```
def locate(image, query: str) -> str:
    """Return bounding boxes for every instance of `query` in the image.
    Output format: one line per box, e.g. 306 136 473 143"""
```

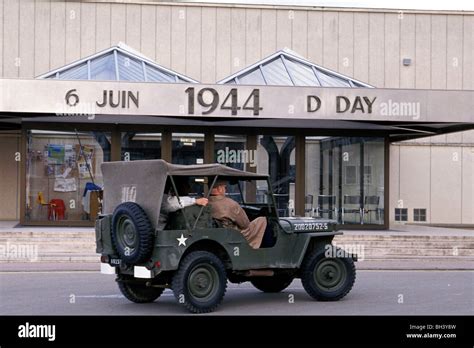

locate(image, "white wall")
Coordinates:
391 131 474 224
1 1 473 87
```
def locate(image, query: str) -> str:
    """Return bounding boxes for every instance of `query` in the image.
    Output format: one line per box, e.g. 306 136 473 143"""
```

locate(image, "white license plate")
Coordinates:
110 258 122 266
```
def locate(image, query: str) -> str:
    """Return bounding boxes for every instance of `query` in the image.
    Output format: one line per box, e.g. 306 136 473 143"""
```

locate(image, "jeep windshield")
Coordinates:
206 178 279 220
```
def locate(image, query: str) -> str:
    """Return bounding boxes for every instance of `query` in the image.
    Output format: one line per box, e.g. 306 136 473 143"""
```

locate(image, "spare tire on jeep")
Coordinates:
111 202 154 264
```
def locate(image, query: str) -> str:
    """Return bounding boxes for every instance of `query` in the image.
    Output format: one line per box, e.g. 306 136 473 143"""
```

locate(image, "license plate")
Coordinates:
110 258 122 266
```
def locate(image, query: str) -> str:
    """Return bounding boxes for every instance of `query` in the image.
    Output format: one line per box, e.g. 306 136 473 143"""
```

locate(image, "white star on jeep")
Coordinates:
177 234 188 247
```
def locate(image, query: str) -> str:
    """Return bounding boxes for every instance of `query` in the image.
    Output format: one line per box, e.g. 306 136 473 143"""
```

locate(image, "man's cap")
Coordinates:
213 178 228 187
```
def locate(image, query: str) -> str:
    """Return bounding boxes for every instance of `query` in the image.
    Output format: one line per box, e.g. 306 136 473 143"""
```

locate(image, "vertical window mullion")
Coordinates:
114 50 120 81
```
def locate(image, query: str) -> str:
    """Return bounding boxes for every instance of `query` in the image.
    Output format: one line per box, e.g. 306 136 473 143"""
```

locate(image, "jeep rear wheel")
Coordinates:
112 202 154 264
172 251 227 314
117 276 164 303
301 247 356 301
251 275 294 293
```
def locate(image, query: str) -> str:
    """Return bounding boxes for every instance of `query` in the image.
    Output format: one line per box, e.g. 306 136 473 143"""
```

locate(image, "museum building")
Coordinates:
0 1 473 229
1 41 472 229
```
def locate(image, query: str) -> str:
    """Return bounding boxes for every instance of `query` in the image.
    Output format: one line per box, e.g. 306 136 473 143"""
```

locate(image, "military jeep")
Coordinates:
96 160 356 313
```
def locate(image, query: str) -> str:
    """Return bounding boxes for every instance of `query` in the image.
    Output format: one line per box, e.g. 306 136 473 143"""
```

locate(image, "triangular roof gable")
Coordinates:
37 42 198 83
217 48 373 88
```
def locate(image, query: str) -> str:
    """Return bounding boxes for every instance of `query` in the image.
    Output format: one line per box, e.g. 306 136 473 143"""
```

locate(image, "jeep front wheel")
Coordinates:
301 247 356 301
172 251 227 313
117 276 164 303
251 275 294 293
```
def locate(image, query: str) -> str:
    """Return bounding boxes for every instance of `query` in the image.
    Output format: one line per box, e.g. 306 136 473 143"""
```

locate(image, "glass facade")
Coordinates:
306 137 385 225
23 131 387 226
25 130 110 223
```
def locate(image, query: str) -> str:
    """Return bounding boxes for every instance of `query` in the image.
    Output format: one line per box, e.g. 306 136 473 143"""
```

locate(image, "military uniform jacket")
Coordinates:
209 195 266 248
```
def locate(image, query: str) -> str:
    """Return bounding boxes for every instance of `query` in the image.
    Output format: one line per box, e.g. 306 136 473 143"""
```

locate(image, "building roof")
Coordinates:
37 42 198 83
217 48 373 87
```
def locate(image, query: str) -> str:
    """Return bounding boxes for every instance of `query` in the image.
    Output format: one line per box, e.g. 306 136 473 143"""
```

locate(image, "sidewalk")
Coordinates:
343 223 474 236
0 221 472 272
335 223 474 270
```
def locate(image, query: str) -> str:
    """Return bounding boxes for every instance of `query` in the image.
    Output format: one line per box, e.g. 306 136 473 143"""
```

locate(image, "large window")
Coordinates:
363 138 385 224
256 135 295 216
306 137 385 225
214 135 247 200
121 132 161 161
214 135 247 170
172 133 204 165
25 130 110 223
212 134 295 214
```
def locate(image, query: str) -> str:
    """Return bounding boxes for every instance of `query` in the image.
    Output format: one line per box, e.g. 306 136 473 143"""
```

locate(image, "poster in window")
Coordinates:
54 177 77 192
64 144 75 165
77 145 94 178
47 144 65 165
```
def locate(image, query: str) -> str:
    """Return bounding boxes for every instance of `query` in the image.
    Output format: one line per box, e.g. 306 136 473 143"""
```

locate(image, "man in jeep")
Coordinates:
158 178 208 230
208 180 267 248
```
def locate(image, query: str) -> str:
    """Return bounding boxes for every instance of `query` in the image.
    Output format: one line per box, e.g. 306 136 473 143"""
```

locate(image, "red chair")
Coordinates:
48 199 66 221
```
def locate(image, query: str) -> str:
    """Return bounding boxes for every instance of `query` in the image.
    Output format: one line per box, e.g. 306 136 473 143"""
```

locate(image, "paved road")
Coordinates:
0 270 472 315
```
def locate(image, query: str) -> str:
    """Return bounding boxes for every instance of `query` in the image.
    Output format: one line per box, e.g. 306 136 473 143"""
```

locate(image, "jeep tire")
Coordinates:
301 247 356 301
172 251 227 314
117 276 164 303
250 275 294 293
111 202 154 264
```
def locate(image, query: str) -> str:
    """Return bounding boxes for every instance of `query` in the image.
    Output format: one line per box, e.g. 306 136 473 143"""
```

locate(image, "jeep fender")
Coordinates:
295 231 343 268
